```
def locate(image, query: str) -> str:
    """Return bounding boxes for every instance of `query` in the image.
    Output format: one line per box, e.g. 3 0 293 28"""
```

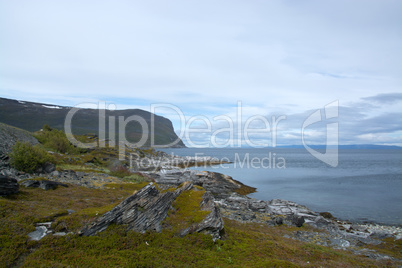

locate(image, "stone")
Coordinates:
151 169 254 198
80 182 225 241
20 179 68 190
286 214 305 227
80 182 194 236
43 162 56 173
28 226 48 241
0 175 19 196
180 191 224 241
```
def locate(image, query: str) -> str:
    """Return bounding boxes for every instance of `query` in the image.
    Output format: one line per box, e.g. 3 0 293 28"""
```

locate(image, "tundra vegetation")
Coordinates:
1 126 401 267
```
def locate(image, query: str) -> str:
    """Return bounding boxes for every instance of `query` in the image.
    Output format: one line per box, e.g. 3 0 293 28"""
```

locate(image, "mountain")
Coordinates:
276 144 402 149
0 97 185 148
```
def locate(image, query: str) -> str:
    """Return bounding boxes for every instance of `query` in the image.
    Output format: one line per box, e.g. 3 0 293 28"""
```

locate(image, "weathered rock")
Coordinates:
80 182 225 240
28 226 48 241
0 123 40 175
80 182 194 236
150 169 255 198
0 175 19 196
43 162 56 174
0 122 39 153
285 214 305 227
180 191 224 241
20 179 68 190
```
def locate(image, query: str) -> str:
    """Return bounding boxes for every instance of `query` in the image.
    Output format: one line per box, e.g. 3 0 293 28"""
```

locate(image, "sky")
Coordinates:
0 0 401 147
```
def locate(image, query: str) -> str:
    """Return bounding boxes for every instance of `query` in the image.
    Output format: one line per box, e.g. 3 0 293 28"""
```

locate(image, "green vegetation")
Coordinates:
2 124 401 267
1 184 400 267
108 164 131 178
0 97 186 147
9 142 55 173
165 185 210 232
33 125 82 154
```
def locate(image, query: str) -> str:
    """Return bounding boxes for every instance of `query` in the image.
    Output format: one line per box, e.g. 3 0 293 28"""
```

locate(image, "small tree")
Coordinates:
9 141 54 173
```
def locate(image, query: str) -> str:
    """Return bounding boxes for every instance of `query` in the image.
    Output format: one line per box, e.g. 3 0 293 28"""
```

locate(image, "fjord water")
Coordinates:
161 148 402 225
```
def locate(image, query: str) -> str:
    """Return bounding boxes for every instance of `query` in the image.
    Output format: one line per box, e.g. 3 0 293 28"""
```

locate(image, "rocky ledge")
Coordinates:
80 182 224 241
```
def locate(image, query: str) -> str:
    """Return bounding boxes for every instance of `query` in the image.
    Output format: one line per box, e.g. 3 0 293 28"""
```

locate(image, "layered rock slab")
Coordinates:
80 182 224 240
0 175 19 196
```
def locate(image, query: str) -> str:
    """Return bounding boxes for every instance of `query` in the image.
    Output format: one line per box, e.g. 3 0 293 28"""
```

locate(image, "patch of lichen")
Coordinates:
164 188 212 232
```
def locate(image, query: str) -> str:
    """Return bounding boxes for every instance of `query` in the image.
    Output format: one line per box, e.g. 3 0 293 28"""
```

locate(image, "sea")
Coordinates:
160 148 402 226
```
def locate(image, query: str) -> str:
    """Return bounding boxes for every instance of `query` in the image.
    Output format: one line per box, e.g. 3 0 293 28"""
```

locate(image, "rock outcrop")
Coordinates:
180 191 224 241
20 179 68 190
0 122 39 170
148 169 256 198
80 182 224 240
0 175 19 196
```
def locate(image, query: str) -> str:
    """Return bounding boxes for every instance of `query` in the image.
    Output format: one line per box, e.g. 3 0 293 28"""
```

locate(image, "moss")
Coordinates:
1 183 401 267
366 237 402 259
33 126 82 154
234 184 257 195
164 188 214 232
103 182 150 194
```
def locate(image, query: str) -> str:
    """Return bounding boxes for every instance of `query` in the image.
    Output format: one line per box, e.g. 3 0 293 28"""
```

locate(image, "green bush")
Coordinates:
9 142 54 173
34 125 80 154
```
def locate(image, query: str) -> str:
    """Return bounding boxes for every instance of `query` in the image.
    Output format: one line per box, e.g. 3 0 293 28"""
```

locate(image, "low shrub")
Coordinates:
34 125 81 154
9 141 54 173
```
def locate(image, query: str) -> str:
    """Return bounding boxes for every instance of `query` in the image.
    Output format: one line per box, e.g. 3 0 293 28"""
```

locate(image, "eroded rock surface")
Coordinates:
148 169 255 198
80 182 225 240
0 175 19 196
20 179 68 190
180 191 224 241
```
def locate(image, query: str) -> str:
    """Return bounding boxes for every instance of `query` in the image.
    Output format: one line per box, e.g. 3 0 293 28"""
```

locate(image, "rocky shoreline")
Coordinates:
1 132 400 261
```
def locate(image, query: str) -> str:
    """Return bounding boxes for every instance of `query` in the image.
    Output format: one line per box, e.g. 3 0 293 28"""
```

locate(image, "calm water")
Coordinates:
160 148 402 225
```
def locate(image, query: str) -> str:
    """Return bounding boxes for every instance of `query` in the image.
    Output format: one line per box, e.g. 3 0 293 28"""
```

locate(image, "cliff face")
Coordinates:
0 97 186 148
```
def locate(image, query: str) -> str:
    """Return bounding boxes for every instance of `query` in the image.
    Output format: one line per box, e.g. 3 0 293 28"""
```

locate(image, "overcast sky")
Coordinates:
1 0 401 146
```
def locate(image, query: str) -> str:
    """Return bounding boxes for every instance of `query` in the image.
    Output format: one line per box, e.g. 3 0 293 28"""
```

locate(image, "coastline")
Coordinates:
2 146 401 263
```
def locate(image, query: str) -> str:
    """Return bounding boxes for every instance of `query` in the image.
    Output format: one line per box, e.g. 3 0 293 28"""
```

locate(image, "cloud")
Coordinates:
0 0 401 146
362 93 402 104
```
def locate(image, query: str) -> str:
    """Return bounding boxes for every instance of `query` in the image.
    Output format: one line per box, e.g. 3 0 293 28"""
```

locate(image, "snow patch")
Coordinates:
42 105 62 109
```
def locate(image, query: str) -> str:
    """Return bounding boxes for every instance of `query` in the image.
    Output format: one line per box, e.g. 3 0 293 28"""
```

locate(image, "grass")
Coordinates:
164 186 210 232
1 183 401 267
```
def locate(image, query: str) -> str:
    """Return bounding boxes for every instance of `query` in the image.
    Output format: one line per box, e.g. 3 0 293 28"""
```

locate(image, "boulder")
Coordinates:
20 179 68 190
0 175 19 196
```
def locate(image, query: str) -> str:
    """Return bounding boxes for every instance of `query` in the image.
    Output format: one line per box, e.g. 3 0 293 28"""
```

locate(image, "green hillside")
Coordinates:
0 97 185 148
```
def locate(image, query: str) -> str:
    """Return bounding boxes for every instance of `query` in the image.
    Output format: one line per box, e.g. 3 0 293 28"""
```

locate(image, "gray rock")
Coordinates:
369 230 393 239
80 182 224 240
0 175 19 196
180 191 224 241
28 226 48 241
286 214 305 227
80 182 193 236
151 169 253 198
0 122 39 158
43 162 56 173
20 179 68 190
